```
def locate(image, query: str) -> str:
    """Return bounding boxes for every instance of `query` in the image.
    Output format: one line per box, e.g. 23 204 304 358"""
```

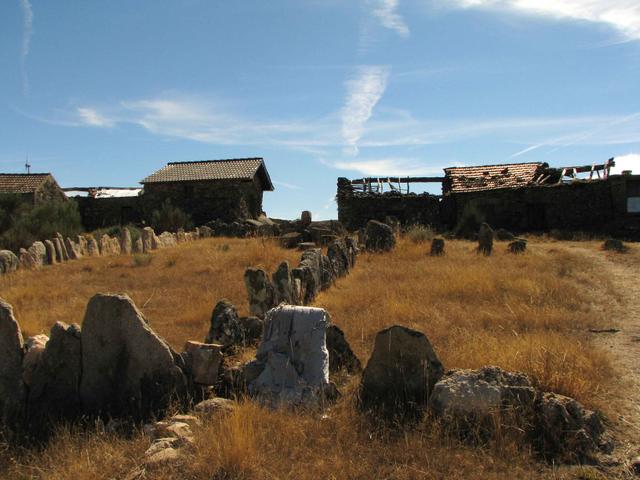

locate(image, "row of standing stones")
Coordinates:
0 226 216 276
0 219 614 467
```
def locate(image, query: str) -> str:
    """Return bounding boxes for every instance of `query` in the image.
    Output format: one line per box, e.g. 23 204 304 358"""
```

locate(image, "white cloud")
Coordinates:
273 180 302 190
19 0 33 95
330 158 444 176
448 0 640 41
372 0 410 37
612 153 640 173
76 107 114 127
341 66 390 155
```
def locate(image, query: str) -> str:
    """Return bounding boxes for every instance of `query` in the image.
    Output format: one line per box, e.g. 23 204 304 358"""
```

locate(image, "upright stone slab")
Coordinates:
294 248 323 304
80 293 187 419
327 239 351 278
320 254 336 290
0 299 25 427
365 220 396 252
28 241 47 267
121 228 133 255
326 325 361 374
76 235 88 256
134 237 144 254
0 250 19 274
142 227 155 252
65 237 82 260
44 240 57 264
478 223 494 256
19 248 38 270
245 268 276 318
28 322 82 425
359 325 444 419
86 235 100 256
272 261 294 305
99 234 112 256
301 210 312 227
183 341 224 386
205 299 244 349
110 237 121 255
249 305 330 407
22 334 49 387
159 232 177 248
55 233 69 261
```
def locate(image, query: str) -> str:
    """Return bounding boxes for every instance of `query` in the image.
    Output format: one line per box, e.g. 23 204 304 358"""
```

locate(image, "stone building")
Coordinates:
0 173 67 204
140 158 274 224
66 188 143 231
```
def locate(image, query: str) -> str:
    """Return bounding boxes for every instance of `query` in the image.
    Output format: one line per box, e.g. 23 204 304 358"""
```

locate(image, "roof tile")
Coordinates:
444 163 546 193
0 174 52 194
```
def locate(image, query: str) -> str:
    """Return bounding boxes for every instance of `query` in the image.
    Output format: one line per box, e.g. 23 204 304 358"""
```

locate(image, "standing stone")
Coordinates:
326 325 361 374
272 261 294 305
249 306 330 407
301 211 312 227
478 223 494 256
244 268 276 318
53 237 65 262
22 334 49 387
121 228 133 255
99 234 112 256
177 229 187 243
134 237 144 254
294 248 323 304
76 235 88 256
320 254 336 290
0 299 25 427
19 248 38 270
55 233 69 261
365 220 396 252
44 240 57 264
28 322 82 425
205 300 244 349
359 325 444 419
110 237 121 255
65 237 82 260
142 227 155 252
183 341 224 386
159 232 177 248
28 241 47 267
199 226 213 238
508 239 527 254
86 235 100 256
0 250 20 274
430 238 445 256
79 293 187 419
327 239 351 278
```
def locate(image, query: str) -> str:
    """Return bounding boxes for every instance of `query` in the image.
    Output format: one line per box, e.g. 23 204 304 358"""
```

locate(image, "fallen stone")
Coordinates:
359 325 444 419
508 239 527 254
144 441 181 466
430 366 536 433
184 341 224 386
249 305 331 408
170 414 201 429
430 238 445 256
297 242 317 251
193 397 235 416
0 299 25 427
365 220 396 252
0 250 20 274
280 232 304 249
603 238 626 253
79 293 187 420
144 421 194 444
478 223 494 256
206 300 244 348
326 325 361 374
245 268 276 318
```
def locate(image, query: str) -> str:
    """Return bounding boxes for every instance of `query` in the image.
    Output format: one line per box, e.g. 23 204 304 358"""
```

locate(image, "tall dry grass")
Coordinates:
0 237 299 349
0 237 625 480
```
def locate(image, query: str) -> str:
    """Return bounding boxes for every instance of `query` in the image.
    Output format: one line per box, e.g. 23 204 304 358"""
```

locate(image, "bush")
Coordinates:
132 253 152 267
454 203 485 239
151 200 193 233
404 225 435 244
0 195 83 252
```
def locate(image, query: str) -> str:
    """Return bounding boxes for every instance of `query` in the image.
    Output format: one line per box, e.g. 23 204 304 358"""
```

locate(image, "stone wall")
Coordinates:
337 178 441 231
142 178 264 225
74 196 143 231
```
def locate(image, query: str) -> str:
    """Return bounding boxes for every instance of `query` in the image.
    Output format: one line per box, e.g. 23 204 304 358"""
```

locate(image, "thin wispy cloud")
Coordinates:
19 0 33 95
76 107 114 128
341 65 390 156
273 180 302 190
329 158 444 176
372 0 410 37
449 0 640 41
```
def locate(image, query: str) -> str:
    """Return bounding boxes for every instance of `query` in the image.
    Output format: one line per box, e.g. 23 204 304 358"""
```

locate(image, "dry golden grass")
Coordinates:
0 237 299 348
0 236 628 480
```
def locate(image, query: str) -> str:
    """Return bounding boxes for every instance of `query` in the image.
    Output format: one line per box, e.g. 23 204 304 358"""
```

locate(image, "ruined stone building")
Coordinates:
140 158 274 225
338 159 640 239
66 187 143 231
0 173 67 204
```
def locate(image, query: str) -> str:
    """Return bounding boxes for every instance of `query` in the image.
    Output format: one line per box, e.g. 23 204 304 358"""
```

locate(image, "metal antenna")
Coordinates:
25 154 31 174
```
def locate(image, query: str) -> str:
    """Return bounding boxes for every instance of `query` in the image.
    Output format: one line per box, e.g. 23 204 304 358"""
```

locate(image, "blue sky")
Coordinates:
1 0 639 220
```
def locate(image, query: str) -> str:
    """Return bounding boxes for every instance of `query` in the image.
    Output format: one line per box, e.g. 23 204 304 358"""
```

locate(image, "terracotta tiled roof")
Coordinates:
140 158 274 190
443 162 547 193
0 174 52 194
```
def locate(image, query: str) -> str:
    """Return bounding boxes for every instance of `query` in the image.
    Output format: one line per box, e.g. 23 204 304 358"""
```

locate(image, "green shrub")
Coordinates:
454 203 485 239
404 224 435 244
0 195 83 252
132 253 152 267
151 200 193 233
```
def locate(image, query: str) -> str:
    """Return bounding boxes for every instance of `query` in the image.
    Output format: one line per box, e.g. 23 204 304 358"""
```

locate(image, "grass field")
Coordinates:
0 235 629 479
